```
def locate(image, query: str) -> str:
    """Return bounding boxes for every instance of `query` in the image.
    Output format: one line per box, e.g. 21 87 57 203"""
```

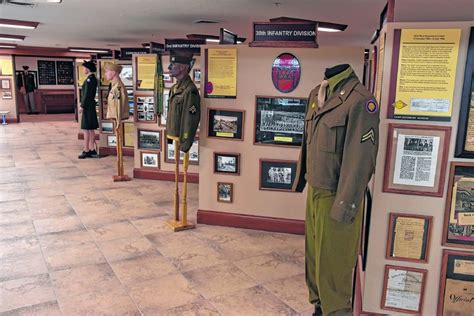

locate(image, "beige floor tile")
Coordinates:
99 236 156 262
263 273 314 313
29 206 76 221
50 263 122 300
234 252 304 284
0 221 36 240
90 220 142 242
118 204 168 220
110 253 178 286
33 215 84 235
24 187 65 199
0 199 29 213
0 236 41 259
129 274 202 313
0 191 26 202
163 243 227 272
162 300 220 316
147 230 207 254
37 229 93 249
208 234 271 261
0 252 48 282
130 216 171 235
57 287 140 315
184 263 258 299
79 209 127 229
0 274 56 313
43 241 106 270
0 210 31 226
70 198 117 214
0 301 62 316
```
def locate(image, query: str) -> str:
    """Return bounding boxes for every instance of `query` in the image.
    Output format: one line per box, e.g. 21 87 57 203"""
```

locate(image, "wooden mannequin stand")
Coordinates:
113 122 132 182
166 137 195 231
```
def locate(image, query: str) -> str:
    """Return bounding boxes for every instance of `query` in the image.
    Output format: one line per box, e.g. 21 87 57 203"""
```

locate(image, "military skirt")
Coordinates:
81 104 99 130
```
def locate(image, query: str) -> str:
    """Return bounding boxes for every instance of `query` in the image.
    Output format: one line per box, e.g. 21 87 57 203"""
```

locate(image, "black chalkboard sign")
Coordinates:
37 60 57 85
56 61 74 85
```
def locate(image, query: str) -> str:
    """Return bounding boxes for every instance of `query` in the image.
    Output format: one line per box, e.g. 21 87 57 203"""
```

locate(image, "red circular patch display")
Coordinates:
271 53 301 93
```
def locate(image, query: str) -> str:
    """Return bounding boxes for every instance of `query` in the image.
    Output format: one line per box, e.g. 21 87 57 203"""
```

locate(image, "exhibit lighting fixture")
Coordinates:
0 43 16 48
0 19 39 30
317 22 347 32
206 38 220 43
69 47 110 53
0 34 25 42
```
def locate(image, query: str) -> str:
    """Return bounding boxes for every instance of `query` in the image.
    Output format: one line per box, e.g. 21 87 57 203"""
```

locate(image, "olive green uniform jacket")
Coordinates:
293 74 380 223
166 75 200 153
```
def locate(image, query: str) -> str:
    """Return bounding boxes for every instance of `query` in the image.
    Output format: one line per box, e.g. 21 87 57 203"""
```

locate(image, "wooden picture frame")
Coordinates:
259 159 297 192
107 135 117 147
207 108 245 141
217 182 233 203
254 95 307 147
386 213 433 263
381 265 427 314
100 120 114 134
437 249 474 316
137 129 161 151
1 78 11 90
442 162 474 249
383 123 451 197
164 134 199 165
214 152 240 175
455 27 474 158
135 95 156 123
122 122 134 148
140 151 160 169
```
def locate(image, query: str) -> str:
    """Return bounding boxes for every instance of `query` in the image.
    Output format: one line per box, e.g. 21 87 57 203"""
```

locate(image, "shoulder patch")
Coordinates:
361 128 376 144
189 105 197 114
86 78 90 82
365 100 378 113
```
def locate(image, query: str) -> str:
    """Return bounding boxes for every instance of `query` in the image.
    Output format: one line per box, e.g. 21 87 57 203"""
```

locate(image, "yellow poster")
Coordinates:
77 64 88 86
0 60 13 75
206 48 237 98
136 55 156 90
122 122 134 148
393 29 461 121
99 59 117 86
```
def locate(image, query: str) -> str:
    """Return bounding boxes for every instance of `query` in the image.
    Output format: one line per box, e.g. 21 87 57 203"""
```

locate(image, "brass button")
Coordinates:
340 90 345 96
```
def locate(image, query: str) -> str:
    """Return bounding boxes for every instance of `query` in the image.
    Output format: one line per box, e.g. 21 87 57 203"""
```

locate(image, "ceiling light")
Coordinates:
206 38 220 43
317 27 342 33
317 22 347 32
0 34 25 42
0 19 39 30
69 47 110 53
9 0 62 3
0 43 16 48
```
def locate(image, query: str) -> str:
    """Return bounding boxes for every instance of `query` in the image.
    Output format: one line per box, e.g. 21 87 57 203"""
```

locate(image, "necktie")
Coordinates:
317 80 329 109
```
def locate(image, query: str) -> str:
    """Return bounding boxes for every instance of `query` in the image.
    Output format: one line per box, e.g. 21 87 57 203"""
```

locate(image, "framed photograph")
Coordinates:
160 89 170 126
163 72 172 83
122 122 134 148
443 162 474 249
217 182 233 203
1 78 11 89
137 129 161 151
127 89 134 116
381 265 427 314
207 108 244 140
165 137 199 165
2 91 12 99
438 249 474 316
214 152 240 175
386 213 432 263
100 89 109 120
141 151 159 169
259 159 297 192
107 135 117 147
135 95 156 123
100 121 114 134
119 64 133 87
193 69 201 83
455 27 474 158
383 123 451 197
254 96 307 147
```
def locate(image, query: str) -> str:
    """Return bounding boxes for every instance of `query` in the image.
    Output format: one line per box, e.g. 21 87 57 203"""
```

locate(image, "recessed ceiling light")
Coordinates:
0 19 39 30
69 47 110 53
0 34 25 42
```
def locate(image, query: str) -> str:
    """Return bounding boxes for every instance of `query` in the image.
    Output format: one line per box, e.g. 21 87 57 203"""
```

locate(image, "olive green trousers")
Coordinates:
305 186 363 315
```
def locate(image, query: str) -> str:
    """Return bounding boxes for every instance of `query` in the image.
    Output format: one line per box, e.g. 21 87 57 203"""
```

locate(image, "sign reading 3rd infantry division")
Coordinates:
205 48 237 99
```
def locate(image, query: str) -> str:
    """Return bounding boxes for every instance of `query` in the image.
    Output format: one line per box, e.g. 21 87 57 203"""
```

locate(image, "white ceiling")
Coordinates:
0 0 473 49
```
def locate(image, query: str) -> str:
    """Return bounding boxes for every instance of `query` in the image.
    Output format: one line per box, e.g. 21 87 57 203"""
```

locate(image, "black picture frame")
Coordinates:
207 108 244 140
455 27 474 158
259 159 297 192
214 152 240 175
137 129 161 151
254 96 307 147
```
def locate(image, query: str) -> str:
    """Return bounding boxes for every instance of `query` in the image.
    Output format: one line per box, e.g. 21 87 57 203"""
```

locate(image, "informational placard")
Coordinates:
250 22 318 48
383 267 425 312
136 55 157 90
120 48 149 60
56 61 74 85
38 60 57 85
205 48 237 99
165 39 205 54
0 60 13 75
389 29 461 121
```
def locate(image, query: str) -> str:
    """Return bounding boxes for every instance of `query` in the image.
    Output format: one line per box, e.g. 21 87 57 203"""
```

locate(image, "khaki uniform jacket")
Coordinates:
293 74 380 223
106 79 129 122
166 75 200 153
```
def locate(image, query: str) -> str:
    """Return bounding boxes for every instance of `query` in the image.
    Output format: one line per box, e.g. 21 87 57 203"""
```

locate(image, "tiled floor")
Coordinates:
0 120 312 315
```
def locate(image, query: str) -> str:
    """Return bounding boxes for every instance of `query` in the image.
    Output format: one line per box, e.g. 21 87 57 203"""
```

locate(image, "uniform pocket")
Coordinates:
318 116 347 153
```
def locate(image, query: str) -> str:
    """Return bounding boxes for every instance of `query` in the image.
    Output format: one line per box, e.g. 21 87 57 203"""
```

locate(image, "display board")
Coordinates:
37 60 57 85
56 61 74 85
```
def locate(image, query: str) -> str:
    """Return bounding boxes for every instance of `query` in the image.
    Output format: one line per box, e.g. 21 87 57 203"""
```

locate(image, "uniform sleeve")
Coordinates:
179 89 201 152
17 73 23 88
329 97 380 223
81 77 97 108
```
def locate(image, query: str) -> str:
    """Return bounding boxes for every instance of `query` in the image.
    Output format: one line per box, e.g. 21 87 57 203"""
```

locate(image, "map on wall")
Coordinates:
56 61 74 85
37 60 57 85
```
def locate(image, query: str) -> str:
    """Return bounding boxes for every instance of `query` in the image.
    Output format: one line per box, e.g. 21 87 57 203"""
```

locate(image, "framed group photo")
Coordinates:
164 137 199 165
207 108 244 140
383 123 451 197
141 151 159 169
137 129 161 151
214 152 240 175
259 159 297 192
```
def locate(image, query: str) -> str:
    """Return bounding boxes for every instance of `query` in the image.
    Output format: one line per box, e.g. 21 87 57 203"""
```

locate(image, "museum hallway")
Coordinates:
0 120 311 315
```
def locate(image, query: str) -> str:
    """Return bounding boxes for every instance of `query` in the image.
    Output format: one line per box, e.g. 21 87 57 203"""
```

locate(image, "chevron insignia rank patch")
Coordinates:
361 128 375 144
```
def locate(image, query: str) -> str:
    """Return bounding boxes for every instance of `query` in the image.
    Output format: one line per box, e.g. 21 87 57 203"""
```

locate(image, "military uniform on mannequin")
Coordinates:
293 64 379 316
16 65 38 114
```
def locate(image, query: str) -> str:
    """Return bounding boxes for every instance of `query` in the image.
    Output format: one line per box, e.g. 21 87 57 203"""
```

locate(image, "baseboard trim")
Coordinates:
133 168 199 183
197 209 304 235
5 118 18 123
77 132 100 140
99 147 134 157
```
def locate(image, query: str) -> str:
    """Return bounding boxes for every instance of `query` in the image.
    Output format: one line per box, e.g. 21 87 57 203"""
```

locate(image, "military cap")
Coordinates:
82 60 96 72
22 65 29 70
170 51 194 65
104 63 123 74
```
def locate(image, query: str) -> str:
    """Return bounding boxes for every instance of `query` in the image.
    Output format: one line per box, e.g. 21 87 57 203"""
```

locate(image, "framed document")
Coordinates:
122 122 134 148
137 129 161 151
100 121 114 134
164 137 199 165
217 182 233 203
386 213 432 263
136 55 157 90
207 108 244 140
135 95 156 123
438 249 474 316
214 152 240 175
1 78 11 89
141 151 159 169
259 159 297 192
455 27 474 158
443 162 474 249
381 265 427 314
107 135 117 147
254 96 307 147
383 123 451 197
204 48 237 99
